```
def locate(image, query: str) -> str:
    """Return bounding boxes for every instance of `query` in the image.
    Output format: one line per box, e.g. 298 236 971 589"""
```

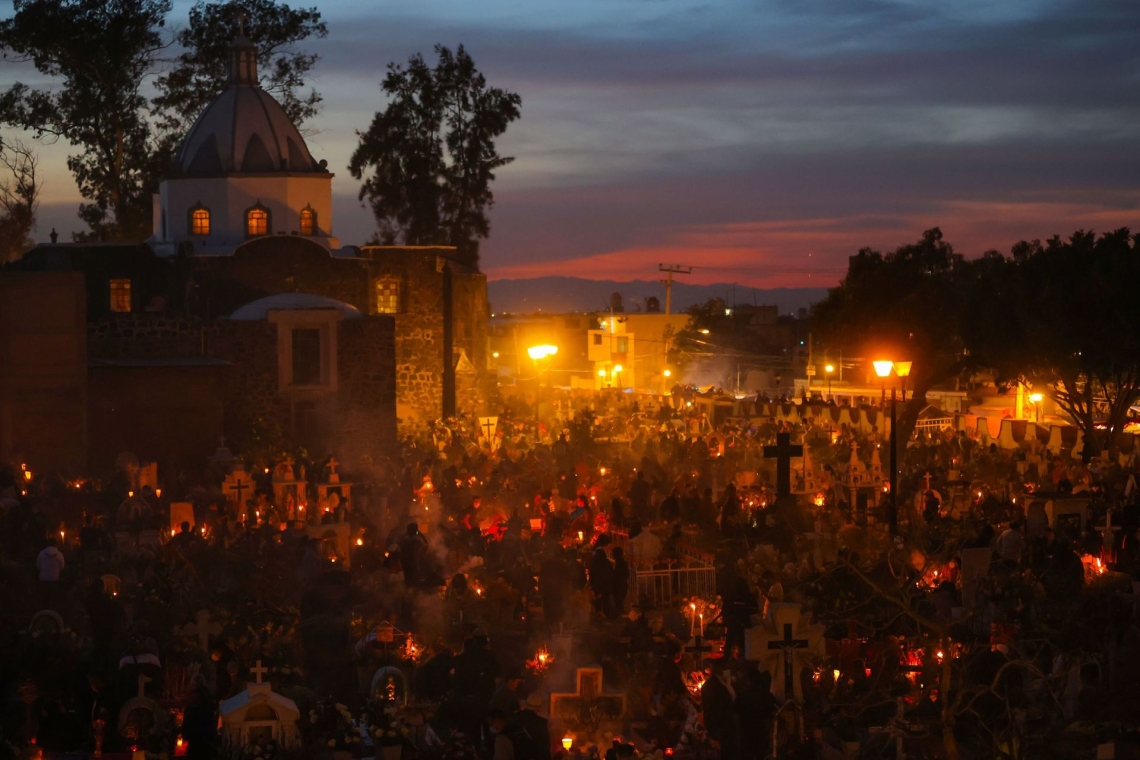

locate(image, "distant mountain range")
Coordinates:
487 277 830 315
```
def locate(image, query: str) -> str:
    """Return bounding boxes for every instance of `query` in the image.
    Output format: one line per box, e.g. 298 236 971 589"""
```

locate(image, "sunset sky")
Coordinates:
8 0 1140 287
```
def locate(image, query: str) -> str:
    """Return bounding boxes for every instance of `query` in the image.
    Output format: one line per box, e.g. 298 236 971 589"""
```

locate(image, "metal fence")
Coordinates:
631 563 717 609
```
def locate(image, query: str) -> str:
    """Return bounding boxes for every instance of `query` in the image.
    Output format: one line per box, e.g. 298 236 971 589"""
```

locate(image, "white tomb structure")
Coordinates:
219 661 300 747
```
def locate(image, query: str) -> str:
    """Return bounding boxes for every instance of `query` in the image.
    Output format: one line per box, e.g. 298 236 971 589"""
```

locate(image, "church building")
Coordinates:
0 34 492 476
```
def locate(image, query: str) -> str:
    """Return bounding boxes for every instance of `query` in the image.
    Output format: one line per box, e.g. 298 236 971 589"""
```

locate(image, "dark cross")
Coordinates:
250 660 268 684
767 622 809 701
684 636 715 670
481 417 497 440
764 432 804 498
227 475 248 506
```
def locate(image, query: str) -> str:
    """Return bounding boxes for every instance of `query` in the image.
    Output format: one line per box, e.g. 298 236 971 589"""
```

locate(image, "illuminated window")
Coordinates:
110 279 131 313
190 206 210 236
374 276 400 314
299 207 316 236
246 206 269 236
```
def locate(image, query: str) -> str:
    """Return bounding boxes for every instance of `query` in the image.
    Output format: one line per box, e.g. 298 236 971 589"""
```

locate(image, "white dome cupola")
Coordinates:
154 30 337 254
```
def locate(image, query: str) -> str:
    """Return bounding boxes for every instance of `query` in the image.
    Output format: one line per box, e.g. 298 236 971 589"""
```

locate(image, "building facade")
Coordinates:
0 35 491 476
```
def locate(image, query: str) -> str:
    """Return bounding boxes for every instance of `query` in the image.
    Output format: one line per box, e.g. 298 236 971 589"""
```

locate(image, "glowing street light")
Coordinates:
527 344 558 360
824 364 835 400
873 358 911 534
528 345 559 423
1029 392 1044 422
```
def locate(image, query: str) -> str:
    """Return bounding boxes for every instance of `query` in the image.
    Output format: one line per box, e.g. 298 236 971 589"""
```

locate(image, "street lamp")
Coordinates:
1029 392 1043 423
824 364 835 400
872 358 911 534
612 364 623 390
528 344 559 424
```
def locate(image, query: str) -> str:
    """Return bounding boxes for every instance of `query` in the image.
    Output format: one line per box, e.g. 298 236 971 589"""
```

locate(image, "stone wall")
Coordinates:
211 320 287 456
88 314 205 359
194 236 369 317
335 318 398 461
451 270 492 417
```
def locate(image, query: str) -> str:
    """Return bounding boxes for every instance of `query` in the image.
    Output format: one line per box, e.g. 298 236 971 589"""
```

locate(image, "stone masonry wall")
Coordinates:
210 320 287 455
88 315 206 359
335 318 398 461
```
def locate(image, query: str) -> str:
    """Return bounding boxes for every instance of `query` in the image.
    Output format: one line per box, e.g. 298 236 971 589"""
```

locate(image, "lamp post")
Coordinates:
612 364 624 391
873 358 911 535
824 364 834 401
1029 392 1043 423
528 344 558 425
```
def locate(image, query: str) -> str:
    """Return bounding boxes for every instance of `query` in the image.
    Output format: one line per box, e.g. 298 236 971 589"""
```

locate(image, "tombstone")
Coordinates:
272 456 307 520
549 667 626 734
220 660 301 748
211 436 236 467
222 464 253 521
118 673 169 745
371 665 408 705
101 574 122 597
744 603 826 702
316 456 353 508
869 447 884 490
138 462 159 492
169 502 196 533
138 527 162 555
1047 497 1090 540
959 547 993 609
479 417 500 450
29 609 65 638
793 448 818 495
175 609 223 653
307 522 353 569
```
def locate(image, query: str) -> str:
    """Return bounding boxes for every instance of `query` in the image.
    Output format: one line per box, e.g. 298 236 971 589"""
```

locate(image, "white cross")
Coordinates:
250 660 268 684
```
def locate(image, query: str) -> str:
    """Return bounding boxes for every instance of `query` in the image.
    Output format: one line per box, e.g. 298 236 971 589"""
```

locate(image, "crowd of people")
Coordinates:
1 389 1139 759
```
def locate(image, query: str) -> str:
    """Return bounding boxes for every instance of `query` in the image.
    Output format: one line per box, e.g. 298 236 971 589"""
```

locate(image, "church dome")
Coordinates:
175 36 326 177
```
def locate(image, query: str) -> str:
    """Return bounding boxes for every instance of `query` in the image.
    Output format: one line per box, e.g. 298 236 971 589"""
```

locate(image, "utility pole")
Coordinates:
658 264 692 315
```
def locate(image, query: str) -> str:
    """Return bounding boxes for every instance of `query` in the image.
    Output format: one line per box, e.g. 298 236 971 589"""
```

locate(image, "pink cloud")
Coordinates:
485 199 1140 287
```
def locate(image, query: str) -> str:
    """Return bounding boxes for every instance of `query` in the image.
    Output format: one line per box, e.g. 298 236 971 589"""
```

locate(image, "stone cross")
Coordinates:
768 622 809 702
763 432 803 498
550 667 626 732
923 472 933 492
745 603 825 702
326 457 340 483
250 660 268 685
176 609 222 652
1098 508 1121 562
137 673 151 700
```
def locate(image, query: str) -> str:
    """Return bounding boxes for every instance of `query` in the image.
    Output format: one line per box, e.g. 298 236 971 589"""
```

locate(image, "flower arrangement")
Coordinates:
367 705 413 748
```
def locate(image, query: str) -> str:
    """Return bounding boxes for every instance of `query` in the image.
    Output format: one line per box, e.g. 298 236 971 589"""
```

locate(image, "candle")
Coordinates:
699 613 704 637
689 602 696 637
